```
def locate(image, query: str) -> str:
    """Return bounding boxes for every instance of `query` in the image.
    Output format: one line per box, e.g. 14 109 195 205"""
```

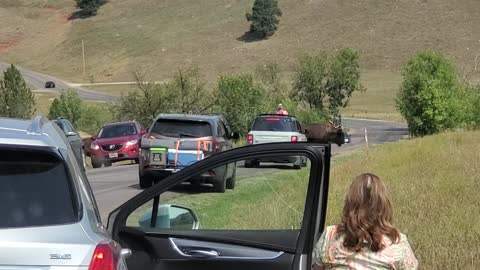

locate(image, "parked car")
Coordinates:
138 114 240 191
90 120 147 168
106 141 340 270
0 115 130 270
53 117 86 170
45 81 56 88
245 114 308 169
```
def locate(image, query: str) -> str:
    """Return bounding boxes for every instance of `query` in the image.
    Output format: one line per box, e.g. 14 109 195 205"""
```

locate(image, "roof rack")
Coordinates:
27 114 48 135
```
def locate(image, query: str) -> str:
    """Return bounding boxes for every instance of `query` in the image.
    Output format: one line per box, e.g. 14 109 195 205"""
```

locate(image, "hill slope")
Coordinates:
2 0 479 82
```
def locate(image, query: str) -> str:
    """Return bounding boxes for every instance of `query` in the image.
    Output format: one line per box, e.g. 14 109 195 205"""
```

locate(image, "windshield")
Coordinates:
0 148 78 229
252 117 299 132
98 124 136 138
150 119 212 138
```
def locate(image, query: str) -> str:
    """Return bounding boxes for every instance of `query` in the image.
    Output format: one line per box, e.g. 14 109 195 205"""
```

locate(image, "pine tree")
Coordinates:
75 0 102 15
246 0 283 38
48 90 83 128
0 65 36 119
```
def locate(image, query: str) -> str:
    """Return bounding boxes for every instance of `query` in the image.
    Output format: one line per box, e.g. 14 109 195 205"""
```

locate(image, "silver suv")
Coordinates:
0 116 130 270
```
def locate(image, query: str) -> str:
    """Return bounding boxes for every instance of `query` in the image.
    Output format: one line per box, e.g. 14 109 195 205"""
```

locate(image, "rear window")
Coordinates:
98 124 136 138
150 119 212 138
252 117 299 132
0 149 78 228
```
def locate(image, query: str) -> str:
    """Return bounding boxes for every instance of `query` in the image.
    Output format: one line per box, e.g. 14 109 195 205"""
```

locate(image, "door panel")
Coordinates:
110 143 331 270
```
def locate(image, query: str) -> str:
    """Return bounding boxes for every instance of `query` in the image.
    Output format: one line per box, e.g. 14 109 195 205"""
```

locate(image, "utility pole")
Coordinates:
82 40 86 77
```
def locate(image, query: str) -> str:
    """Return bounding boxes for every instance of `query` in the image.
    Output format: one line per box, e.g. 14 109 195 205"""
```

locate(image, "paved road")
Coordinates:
0 62 117 102
88 118 408 222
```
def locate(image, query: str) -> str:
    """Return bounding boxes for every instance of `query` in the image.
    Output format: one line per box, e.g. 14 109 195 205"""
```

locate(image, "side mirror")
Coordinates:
138 204 199 230
66 131 77 137
231 132 240 140
141 129 147 136
91 136 96 141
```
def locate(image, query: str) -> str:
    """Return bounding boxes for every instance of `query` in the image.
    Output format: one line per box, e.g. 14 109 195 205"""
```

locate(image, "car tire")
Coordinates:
226 166 236 190
213 166 227 193
139 173 153 189
244 159 259 168
135 158 140 164
91 160 102 169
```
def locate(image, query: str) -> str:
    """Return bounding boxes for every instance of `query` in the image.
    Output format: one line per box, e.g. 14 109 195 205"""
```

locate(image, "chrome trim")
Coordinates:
169 238 284 260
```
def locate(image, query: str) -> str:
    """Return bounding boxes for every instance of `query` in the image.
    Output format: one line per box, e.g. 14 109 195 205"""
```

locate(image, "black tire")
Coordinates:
139 173 153 189
244 159 259 168
134 158 140 164
213 166 227 193
226 166 236 190
91 160 102 169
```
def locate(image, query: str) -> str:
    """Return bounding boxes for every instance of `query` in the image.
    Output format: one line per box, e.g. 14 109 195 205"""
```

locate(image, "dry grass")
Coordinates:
128 131 480 269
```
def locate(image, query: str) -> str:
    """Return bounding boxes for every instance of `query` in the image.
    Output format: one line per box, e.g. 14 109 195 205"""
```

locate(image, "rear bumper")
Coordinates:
252 156 302 164
142 166 216 183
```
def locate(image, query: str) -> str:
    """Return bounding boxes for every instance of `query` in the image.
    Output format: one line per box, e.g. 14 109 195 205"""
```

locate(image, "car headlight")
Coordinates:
91 142 100 150
126 139 138 146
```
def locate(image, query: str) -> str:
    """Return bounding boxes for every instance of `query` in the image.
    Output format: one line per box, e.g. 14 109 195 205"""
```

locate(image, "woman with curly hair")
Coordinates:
313 173 418 270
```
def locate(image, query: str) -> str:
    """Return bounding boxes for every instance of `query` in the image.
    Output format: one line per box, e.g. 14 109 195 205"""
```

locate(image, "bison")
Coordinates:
302 121 346 146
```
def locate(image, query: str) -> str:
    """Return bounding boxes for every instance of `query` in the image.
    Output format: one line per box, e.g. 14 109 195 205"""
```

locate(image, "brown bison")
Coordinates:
302 121 346 146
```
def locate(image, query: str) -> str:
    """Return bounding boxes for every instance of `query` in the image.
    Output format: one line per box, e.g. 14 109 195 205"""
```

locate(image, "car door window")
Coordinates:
217 122 227 138
126 153 312 231
62 121 74 134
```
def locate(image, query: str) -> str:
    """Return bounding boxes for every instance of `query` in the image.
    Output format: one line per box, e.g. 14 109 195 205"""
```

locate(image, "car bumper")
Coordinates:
91 145 139 162
142 166 216 183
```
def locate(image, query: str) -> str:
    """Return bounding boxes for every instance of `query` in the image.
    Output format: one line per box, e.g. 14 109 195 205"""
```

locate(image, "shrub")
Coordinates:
246 0 282 38
396 51 464 136
48 90 83 127
77 104 112 135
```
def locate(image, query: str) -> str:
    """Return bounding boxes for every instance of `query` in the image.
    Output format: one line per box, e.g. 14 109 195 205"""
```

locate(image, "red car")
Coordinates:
90 121 146 168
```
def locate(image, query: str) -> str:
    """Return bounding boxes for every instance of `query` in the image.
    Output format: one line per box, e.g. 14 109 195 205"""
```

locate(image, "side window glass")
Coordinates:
217 122 227 138
63 122 74 133
126 154 312 231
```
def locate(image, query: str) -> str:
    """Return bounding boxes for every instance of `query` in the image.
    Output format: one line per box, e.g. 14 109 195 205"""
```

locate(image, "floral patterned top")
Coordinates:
313 225 418 270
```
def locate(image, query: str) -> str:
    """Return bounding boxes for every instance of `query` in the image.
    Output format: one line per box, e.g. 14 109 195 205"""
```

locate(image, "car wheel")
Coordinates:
135 158 140 164
213 166 227 193
139 173 153 189
226 166 236 190
91 160 102 169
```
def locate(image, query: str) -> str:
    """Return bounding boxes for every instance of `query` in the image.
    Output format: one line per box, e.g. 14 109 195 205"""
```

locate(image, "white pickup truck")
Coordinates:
245 114 308 169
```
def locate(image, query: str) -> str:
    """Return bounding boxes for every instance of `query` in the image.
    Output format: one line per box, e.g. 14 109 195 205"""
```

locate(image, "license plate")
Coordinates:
153 153 163 161
109 152 118 158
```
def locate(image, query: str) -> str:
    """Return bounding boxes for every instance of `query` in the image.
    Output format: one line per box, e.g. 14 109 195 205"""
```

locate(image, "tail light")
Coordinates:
291 136 298 143
89 241 121 270
247 134 254 145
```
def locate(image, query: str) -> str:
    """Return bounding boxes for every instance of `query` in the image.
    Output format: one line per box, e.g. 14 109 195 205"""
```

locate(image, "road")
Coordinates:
0 62 117 102
88 118 408 222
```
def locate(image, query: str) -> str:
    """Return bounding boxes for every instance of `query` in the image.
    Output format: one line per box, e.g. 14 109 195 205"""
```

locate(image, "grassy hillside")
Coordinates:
2 0 480 120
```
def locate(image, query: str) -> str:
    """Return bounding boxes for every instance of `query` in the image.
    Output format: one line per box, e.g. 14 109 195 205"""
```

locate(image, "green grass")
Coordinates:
128 131 480 269
87 85 135 96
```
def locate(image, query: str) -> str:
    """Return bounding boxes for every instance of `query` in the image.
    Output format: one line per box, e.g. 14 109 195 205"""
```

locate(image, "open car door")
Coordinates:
107 142 331 270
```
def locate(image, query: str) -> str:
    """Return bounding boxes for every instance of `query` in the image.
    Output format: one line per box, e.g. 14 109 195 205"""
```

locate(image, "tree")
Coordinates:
291 49 363 116
0 64 35 119
168 67 216 114
75 0 103 16
246 0 282 38
48 90 83 127
77 104 112 135
216 74 266 134
326 48 364 115
396 51 463 136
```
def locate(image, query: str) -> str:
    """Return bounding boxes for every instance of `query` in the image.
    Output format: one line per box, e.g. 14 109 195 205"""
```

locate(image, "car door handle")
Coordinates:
184 249 219 258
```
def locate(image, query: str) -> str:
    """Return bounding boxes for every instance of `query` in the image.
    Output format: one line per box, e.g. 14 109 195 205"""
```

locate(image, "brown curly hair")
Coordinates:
337 173 400 252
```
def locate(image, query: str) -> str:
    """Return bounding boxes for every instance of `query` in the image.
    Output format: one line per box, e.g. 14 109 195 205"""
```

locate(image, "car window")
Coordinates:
252 117 297 132
0 148 78 228
65 121 77 134
98 124 137 138
217 122 227 137
126 154 311 231
150 119 212 138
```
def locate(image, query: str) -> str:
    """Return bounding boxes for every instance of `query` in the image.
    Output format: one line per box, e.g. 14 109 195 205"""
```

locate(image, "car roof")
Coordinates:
156 113 223 122
256 114 298 119
0 115 69 149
